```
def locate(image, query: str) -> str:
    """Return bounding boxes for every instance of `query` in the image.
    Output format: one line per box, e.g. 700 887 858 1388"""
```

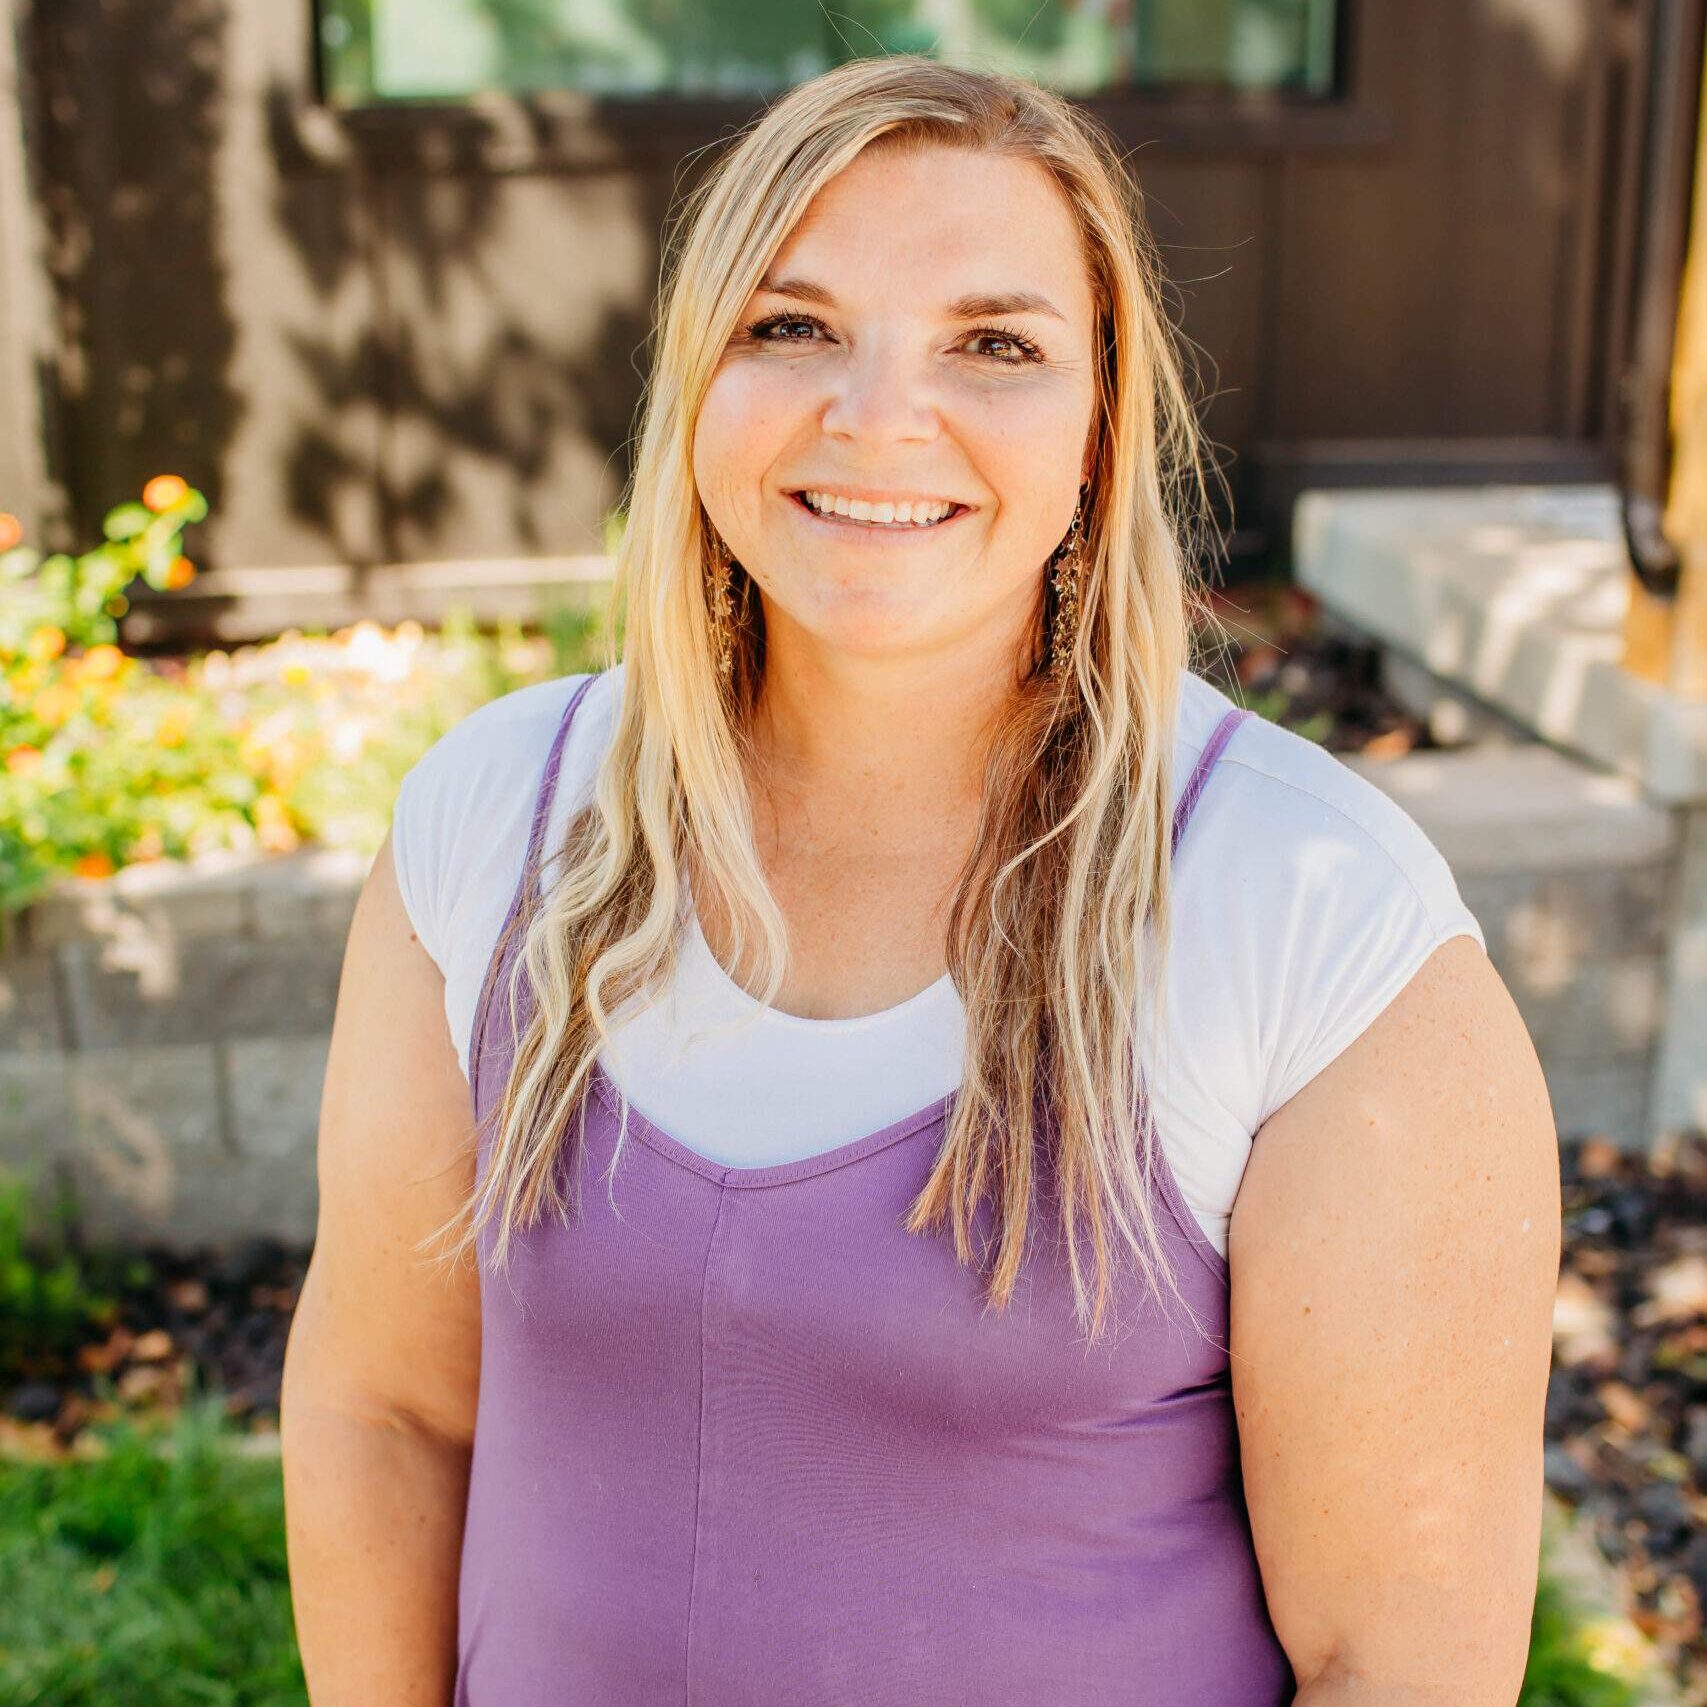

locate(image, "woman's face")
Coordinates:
692 142 1100 672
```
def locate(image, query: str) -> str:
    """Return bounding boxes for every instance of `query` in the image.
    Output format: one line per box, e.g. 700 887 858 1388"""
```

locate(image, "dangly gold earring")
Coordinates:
706 531 737 681
1047 483 1088 681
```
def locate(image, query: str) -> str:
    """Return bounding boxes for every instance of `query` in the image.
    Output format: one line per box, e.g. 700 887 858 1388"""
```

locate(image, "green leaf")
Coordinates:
101 504 154 544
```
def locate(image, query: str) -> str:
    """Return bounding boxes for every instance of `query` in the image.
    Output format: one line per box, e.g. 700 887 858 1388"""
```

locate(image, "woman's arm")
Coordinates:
1229 934 1561 1707
281 829 484 1705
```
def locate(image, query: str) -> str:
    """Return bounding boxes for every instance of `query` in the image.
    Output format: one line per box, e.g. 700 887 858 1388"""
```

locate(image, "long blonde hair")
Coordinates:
434 54 1227 1346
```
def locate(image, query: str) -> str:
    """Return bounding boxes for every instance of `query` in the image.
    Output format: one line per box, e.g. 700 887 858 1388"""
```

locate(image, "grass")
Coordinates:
0 1396 304 1706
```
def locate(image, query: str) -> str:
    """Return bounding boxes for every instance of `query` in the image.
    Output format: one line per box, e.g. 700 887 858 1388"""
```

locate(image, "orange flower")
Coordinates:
79 643 125 680
73 850 115 879
5 745 43 775
31 683 79 726
26 626 66 662
164 554 196 590
0 513 22 551
142 475 188 512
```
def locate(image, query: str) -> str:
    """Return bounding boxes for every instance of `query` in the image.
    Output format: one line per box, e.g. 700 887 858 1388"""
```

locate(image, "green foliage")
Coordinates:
0 475 611 917
1233 682 1336 747
0 477 205 654
1518 1558 1648 1707
0 646 263 916
0 1397 305 1706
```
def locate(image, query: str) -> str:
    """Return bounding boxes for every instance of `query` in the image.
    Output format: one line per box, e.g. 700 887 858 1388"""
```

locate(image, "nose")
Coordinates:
818 337 939 449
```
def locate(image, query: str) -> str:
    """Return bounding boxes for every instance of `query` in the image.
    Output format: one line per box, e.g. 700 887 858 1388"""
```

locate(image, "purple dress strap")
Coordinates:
521 673 599 876
468 671 599 1111
1171 706 1251 857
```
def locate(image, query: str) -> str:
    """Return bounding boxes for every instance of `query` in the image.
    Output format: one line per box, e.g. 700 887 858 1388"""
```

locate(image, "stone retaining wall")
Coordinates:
0 740 1679 1249
1 847 364 1246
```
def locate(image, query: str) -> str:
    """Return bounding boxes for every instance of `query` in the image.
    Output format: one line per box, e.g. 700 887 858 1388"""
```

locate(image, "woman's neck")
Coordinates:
747 636 1015 824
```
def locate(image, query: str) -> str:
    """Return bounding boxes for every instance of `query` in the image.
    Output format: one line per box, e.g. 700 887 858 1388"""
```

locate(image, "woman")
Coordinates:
282 55 1560 1707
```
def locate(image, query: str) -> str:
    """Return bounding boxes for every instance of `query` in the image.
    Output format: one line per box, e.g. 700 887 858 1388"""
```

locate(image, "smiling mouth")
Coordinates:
781 491 969 529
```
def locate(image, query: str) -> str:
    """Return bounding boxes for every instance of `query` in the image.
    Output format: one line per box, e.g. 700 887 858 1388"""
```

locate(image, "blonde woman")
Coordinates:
282 55 1560 1707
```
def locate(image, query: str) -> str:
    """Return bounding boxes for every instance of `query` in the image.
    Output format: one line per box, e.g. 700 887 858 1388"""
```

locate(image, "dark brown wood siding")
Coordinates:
7 0 1647 604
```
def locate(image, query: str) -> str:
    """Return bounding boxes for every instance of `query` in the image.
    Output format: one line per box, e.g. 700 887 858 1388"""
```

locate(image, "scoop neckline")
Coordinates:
588 1058 954 1188
584 1061 1229 1287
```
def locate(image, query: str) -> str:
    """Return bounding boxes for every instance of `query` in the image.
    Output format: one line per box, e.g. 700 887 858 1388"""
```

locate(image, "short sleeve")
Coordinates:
390 759 446 972
1258 817 1486 1125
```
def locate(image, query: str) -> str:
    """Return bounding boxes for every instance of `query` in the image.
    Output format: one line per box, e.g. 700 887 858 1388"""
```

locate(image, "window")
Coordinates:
316 0 1341 107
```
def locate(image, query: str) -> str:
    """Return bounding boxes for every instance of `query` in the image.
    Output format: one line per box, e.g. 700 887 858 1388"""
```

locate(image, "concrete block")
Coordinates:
26 852 253 949
59 932 345 1049
1651 804 1707 1139
0 951 65 1052
226 1036 328 1163
1461 865 1671 980
0 1050 73 1176
51 1041 315 1246
246 846 369 940
1294 483 1707 805
1380 650 1532 747
170 1163 318 1247
1344 743 1675 877
1520 957 1666 1062
61 1044 229 1241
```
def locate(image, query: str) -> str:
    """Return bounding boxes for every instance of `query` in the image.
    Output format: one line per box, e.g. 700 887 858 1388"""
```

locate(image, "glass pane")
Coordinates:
317 0 1339 104
1133 0 1337 95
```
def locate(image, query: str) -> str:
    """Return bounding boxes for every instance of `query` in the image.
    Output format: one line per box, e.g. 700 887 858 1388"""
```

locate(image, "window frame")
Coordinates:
287 0 1390 176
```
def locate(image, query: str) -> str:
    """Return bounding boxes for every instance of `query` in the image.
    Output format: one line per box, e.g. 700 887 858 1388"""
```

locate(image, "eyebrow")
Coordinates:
755 272 1067 323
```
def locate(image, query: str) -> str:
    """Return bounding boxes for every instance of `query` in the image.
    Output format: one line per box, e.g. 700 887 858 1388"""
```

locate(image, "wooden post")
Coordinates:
1655 33 1707 699
0 1 60 539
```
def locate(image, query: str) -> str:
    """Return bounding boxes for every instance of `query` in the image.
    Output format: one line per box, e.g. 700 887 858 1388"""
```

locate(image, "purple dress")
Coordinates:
455 673 1294 1704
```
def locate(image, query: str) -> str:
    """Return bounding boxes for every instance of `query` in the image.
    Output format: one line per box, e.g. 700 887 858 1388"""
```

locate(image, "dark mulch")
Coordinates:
1202 581 1459 755
1 1236 306 1454
1550 1132 1707 1698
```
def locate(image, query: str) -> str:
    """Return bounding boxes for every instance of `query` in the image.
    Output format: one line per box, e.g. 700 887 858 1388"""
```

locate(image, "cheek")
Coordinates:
695 366 804 493
951 375 1094 474
691 381 737 505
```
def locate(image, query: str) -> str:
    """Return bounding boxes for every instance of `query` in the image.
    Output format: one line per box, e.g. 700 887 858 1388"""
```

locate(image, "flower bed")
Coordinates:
1 482 603 925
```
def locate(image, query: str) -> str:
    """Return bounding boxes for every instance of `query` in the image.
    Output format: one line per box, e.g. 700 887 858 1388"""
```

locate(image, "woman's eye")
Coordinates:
745 314 823 344
742 313 1041 363
965 329 1042 363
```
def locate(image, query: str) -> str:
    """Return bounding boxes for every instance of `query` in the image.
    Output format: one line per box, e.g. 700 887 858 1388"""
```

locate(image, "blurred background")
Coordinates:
0 3 1703 1702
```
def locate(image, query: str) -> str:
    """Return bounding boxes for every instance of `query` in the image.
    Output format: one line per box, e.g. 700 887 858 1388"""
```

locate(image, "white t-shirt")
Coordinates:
390 663 1486 1260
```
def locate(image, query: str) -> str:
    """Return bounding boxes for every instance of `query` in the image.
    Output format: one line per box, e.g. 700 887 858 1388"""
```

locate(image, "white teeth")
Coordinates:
799 491 956 527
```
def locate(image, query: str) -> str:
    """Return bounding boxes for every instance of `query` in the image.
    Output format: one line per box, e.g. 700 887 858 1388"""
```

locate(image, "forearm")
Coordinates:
282 1395 472 1706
